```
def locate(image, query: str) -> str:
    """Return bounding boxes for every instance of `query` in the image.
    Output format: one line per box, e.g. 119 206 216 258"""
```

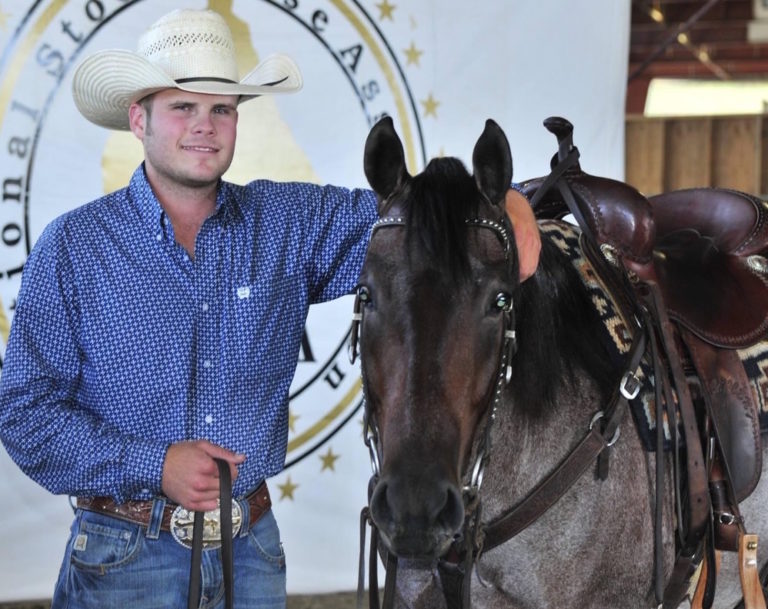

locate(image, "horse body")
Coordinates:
359 117 768 608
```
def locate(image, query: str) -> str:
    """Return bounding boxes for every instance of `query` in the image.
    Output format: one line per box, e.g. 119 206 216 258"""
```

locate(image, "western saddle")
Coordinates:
522 116 768 609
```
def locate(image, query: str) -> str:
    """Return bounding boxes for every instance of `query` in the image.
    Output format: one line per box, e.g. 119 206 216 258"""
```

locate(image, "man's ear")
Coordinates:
128 102 146 140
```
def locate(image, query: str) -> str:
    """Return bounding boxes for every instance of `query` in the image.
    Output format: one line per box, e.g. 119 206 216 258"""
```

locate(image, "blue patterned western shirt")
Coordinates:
0 165 377 503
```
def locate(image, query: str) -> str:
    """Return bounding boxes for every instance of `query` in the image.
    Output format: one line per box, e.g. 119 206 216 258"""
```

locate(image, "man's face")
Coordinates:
129 89 239 191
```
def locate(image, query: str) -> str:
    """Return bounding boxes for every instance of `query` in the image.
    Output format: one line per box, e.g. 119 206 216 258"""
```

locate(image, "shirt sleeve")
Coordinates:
302 184 378 304
0 219 168 503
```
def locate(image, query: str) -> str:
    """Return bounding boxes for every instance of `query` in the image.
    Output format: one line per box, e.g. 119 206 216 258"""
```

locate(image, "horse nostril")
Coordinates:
437 485 465 533
369 480 392 527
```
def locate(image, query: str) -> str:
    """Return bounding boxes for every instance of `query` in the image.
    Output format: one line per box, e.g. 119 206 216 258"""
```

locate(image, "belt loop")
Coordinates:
146 497 166 539
237 497 250 537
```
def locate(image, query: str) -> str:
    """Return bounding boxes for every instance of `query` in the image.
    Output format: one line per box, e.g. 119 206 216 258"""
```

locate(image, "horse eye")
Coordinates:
494 292 512 311
357 285 372 304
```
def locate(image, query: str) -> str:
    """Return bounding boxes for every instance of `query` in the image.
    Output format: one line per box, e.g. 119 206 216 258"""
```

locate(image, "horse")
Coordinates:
351 115 768 608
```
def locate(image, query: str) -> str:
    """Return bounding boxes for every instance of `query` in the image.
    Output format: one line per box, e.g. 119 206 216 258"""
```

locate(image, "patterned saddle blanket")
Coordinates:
542 219 768 451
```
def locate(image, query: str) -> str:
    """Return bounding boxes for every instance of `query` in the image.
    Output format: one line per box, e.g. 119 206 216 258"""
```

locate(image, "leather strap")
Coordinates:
636 281 711 609
682 328 762 501
482 426 607 551
740 534 768 609
482 328 646 552
188 458 234 609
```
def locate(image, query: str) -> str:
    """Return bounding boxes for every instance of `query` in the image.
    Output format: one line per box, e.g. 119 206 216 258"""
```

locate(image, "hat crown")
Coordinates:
136 9 239 83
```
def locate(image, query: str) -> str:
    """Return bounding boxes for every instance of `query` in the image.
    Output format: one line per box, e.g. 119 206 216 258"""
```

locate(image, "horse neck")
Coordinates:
482 232 618 509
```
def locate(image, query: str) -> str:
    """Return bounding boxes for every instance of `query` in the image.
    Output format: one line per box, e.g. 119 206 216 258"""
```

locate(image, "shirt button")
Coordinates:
155 233 162 241
203 360 212 369
202 302 209 312
204 414 213 424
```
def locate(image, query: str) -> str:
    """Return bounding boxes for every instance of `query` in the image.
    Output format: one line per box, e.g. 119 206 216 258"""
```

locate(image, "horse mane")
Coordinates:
512 236 618 416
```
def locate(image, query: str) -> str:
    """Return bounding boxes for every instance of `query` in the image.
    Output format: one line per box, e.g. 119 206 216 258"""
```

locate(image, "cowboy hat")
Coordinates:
72 8 303 130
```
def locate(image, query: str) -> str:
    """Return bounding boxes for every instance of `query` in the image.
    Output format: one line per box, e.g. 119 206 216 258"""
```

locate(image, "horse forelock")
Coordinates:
387 157 488 279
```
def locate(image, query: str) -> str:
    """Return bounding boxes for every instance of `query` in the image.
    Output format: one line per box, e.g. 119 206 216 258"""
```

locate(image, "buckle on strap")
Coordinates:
620 371 641 400
170 501 242 549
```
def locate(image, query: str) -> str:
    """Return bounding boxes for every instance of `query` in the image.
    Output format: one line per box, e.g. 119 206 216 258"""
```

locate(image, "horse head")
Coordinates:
357 117 518 559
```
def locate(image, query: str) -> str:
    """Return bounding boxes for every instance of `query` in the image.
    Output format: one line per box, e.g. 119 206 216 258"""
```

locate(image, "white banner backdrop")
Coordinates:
0 0 630 600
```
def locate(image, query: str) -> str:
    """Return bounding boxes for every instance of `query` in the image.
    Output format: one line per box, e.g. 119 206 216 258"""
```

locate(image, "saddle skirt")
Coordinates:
540 219 768 452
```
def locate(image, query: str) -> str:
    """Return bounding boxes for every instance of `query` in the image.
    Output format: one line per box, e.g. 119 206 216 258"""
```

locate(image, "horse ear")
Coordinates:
472 119 513 206
364 116 408 202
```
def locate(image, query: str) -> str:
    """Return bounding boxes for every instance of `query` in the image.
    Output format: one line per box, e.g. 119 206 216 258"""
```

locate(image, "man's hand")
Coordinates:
161 440 245 511
504 189 541 281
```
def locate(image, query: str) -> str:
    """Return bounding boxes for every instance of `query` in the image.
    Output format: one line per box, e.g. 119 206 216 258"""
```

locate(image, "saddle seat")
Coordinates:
523 167 768 349
649 188 768 348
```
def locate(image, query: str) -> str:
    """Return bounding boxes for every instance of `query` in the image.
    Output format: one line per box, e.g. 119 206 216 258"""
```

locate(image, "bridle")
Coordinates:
350 213 519 486
350 210 648 609
349 212 519 609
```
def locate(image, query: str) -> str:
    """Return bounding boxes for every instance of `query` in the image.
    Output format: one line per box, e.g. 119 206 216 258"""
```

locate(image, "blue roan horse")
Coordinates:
353 116 768 608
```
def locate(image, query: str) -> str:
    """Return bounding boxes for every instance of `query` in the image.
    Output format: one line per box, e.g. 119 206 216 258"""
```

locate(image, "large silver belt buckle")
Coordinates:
170 502 243 550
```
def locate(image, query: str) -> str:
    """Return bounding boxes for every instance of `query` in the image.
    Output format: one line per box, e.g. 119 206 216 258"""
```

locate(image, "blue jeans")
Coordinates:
52 503 286 609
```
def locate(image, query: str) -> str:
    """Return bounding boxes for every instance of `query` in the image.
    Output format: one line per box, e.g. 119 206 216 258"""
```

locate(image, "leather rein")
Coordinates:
350 210 648 609
187 458 235 609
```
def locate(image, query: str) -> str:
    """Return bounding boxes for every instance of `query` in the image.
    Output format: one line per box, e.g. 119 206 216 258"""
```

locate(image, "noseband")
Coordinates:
350 213 518 609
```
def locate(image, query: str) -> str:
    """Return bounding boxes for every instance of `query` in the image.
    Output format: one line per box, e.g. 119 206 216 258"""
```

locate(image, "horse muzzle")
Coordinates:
369 474 465 559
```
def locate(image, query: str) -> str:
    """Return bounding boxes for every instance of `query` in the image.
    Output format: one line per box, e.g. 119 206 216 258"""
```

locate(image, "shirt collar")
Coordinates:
128 164 239 240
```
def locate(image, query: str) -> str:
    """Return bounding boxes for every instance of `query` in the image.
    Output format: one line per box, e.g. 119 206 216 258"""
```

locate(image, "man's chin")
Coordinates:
178 166 228 189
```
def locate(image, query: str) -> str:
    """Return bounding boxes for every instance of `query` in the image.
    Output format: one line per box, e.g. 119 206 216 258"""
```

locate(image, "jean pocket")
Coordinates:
247 511 286 569
69 510 143 572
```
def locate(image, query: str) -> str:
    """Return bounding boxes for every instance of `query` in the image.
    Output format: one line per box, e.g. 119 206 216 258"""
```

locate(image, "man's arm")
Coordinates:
505 188 541 281
0 223 168 503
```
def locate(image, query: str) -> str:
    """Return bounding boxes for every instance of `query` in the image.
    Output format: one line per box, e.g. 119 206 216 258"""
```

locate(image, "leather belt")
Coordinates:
76 481 271 537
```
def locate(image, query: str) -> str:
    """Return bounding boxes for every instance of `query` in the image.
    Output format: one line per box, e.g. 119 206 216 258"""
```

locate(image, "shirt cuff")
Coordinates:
118 438 169 503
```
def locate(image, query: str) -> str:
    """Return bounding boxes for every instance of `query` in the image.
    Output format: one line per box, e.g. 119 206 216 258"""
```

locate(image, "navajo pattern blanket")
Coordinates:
541 220 768 451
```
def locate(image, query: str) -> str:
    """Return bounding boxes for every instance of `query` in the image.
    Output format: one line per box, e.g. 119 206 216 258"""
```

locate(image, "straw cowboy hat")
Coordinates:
72 8 303 130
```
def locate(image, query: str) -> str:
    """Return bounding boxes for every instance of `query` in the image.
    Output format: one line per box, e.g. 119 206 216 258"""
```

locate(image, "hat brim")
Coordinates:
72 50 303 130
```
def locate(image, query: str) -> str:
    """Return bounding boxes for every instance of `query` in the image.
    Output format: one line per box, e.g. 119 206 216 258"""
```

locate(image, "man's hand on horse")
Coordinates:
505 189 540 281
161 440 246 511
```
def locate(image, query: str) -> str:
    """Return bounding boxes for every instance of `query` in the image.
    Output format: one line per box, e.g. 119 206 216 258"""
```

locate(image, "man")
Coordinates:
0 8 540 608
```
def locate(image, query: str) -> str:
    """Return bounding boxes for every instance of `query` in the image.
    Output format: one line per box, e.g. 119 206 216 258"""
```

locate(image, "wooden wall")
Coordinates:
625 114 767 197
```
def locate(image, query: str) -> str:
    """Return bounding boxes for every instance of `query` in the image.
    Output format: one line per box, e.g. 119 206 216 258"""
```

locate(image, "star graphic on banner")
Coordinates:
288 410 299 432
421 93 440 118
403 42 423 67
320 447 340 472
376 0 396 21
277 476 298 501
